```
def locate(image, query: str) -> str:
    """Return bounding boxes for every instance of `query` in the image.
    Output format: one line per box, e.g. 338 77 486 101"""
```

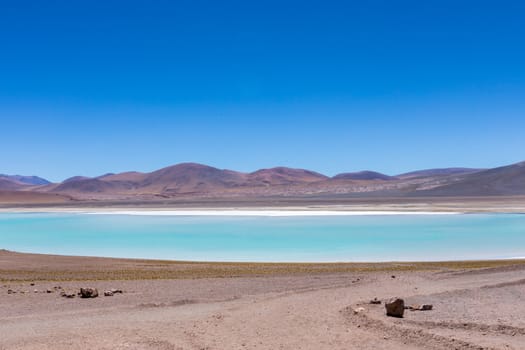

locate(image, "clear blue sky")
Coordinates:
1 1 524 182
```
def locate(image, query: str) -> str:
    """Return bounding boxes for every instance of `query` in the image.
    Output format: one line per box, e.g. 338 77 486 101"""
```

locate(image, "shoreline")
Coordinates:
5 247 525 265
3 196 525 215
2 249 525 281
1 209 464 216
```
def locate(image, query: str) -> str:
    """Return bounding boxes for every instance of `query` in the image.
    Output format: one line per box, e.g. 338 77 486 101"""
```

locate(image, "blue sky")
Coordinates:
1 1 524 182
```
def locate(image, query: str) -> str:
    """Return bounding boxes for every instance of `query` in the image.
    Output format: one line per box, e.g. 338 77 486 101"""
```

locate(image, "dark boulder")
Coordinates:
79 288 99 298
385 297 404 317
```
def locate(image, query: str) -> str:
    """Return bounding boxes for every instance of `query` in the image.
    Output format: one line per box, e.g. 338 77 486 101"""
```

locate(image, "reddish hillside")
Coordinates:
45 163 332 198
139 163 247 194
0 190 72 204
52 178 130 194
247 167 328 186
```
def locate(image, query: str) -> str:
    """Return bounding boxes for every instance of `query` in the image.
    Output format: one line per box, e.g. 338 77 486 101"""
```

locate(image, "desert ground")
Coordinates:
1 250 524 350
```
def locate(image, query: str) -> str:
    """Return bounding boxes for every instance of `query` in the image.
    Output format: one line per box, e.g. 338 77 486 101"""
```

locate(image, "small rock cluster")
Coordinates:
360 297 433 318
6 285 62 295
60 287 123 299
3 282 123 299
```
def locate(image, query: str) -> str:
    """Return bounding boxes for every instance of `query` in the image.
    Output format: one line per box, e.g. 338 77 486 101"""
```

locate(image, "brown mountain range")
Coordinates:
0 161 523 202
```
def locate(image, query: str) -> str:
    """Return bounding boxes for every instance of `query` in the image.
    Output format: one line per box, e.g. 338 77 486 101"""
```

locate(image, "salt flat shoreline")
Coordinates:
34 209 461 216
2 195 525 214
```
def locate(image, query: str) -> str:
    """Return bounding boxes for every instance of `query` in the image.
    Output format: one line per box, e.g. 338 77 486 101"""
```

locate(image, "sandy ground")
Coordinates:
1 251 525 350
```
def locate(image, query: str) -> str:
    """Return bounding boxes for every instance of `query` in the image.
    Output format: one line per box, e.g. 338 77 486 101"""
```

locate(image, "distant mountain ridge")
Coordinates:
0 174 51 190
42 163 330 196
0 174 50 186
1 161 524 200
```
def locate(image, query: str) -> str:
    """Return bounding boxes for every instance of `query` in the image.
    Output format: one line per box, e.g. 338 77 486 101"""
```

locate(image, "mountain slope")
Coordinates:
62 176 91 183
0 178 25 190
139 163 247 194
413 161 525 196
247 167 328 186
52 178 127 194
332 171 395 181
397 168 483 179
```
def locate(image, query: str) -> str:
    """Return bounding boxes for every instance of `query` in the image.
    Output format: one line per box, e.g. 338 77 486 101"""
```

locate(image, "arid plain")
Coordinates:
1 250 525 349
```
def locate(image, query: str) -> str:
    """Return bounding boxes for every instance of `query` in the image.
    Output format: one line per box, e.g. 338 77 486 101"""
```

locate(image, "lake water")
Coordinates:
0 212 524 262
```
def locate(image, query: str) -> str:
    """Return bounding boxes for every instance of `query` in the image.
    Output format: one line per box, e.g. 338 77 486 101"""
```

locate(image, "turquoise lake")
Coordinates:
0 213 524 262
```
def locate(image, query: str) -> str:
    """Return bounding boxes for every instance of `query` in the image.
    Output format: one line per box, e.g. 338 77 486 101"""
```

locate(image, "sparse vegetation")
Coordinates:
2 258 524 282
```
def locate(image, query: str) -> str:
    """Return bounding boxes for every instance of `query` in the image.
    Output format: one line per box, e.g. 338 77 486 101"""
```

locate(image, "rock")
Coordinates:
352 307 366 314
61 290 76 298
46 289 53 293
391 275 396 279
385 297 404 317
370 298 381 305
409 304 433 311
7 289 14 294
79 288 99 298
104 291 114 296
30 283 35 286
